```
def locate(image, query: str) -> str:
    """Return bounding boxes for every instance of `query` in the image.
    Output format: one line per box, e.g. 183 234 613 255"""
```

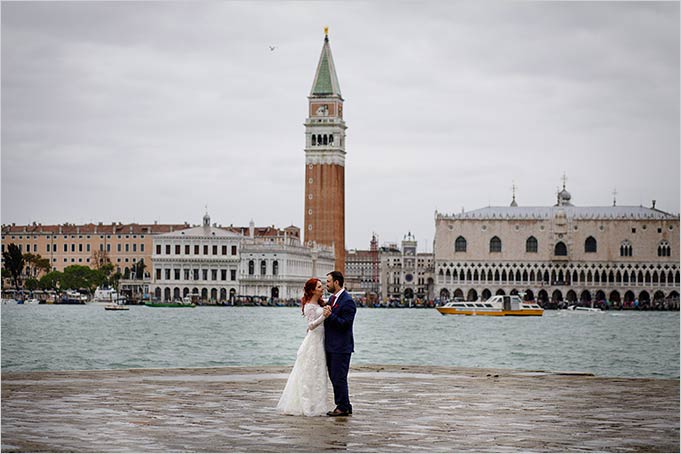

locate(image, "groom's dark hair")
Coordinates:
327 271 344 287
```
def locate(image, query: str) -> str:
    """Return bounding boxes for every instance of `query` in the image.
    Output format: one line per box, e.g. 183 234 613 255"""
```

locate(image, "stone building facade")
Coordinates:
380 233 434 302
239 222 335 300
150 215 335 303
434 187 680 305
304 29 347 272
345 234 380 294
150 213 242 303
1 221 187 275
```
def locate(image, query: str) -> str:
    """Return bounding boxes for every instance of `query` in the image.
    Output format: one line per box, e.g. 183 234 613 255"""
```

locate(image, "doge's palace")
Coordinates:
434 184 679 306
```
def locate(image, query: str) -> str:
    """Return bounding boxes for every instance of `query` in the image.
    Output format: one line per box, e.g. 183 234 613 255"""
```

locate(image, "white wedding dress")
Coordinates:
276 302 328 416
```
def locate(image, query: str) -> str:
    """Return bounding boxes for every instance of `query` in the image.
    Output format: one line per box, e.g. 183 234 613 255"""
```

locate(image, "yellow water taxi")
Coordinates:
437 295 543 317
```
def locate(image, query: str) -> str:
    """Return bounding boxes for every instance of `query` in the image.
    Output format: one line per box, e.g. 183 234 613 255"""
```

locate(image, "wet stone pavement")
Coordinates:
2 365 679 452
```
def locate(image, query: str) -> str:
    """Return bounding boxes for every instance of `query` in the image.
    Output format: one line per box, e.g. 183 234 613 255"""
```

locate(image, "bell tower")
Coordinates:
304 28 347 272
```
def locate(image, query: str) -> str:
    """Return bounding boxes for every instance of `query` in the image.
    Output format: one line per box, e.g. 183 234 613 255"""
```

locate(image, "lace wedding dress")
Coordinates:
276 302 328 416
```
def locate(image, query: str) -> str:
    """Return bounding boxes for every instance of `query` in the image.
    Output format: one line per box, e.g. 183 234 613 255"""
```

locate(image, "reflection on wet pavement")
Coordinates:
2 365 679 452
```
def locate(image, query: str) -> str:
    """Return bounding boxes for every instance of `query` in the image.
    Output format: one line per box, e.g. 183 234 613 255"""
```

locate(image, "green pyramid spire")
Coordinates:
310 31 342 98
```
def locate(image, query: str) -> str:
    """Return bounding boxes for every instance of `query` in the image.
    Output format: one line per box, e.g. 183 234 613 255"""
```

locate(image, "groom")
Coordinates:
323 271 356 417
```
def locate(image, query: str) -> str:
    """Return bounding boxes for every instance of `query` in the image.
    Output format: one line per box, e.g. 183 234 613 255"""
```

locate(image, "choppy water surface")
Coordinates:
2 305 678 378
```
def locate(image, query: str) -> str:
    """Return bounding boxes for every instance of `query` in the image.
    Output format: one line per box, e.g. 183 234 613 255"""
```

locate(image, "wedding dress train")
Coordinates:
276 303 328 416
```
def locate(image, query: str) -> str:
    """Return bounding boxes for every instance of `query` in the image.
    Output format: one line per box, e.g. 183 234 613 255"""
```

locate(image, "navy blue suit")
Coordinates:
324 289 356 413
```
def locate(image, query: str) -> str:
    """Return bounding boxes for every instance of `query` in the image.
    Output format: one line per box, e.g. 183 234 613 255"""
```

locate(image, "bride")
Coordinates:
276 278 329 416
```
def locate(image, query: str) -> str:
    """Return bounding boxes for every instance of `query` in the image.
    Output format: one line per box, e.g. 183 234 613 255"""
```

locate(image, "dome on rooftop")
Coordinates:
555 184 574 207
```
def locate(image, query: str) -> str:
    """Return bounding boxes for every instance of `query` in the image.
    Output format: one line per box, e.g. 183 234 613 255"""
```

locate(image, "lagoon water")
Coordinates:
2 304 678 378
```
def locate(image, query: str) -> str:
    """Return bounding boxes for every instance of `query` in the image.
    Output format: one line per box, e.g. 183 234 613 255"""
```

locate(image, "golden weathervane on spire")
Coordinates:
324 26 329 36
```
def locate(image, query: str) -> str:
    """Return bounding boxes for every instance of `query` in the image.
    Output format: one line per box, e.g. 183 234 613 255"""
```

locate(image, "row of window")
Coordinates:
155 244 238 256
439 288 677 303
455 236 672 257
6 234 146 240
51 257 137 264
311 134 334 146
155 287 236 302
247 260 279 276
5 243 145 254
438 267 680 286
155 268 238 282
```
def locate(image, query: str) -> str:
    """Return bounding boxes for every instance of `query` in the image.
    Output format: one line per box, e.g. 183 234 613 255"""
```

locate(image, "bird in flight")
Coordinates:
269 45 277 52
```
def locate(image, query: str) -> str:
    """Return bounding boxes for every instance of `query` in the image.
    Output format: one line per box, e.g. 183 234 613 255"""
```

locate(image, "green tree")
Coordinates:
25 278 39 291
39 271 63 290
23 253 51 278
89 268 107 290
2 243 25 290
61 265 105 294
100 263 114 284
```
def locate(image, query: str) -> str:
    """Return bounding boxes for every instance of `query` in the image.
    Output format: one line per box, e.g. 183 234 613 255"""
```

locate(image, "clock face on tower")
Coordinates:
315 104 328 116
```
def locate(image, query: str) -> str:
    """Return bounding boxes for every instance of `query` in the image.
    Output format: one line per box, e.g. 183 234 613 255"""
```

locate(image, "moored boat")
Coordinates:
90 287 118 305
567 304 603 313
60 290 88 304
437 295 543 316
145 297 196 308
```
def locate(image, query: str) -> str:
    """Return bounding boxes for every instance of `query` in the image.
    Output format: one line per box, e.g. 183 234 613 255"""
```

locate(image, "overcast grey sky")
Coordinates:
2 1 679 251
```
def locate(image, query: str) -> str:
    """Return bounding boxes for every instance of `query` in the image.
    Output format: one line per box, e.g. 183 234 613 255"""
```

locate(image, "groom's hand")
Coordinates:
323 306 332 318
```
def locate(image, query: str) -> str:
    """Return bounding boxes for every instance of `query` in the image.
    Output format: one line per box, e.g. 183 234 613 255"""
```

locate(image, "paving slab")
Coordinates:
2 365 679 452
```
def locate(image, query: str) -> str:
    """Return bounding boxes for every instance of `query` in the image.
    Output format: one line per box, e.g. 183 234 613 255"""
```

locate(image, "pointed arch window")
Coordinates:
260 260 267 276
554 242 567 256
248 260 254 275
489 236 502 253
273 260 279 276
455 236 467 252
311 135 317 146
585 236 597 253
620 240 633 257
657 240 671 257
526 236 538 253
329 134 334 145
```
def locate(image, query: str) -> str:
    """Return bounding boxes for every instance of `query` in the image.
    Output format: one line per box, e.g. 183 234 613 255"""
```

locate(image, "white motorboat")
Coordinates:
567 304 602 313
90 287 118 305
105 297 129 311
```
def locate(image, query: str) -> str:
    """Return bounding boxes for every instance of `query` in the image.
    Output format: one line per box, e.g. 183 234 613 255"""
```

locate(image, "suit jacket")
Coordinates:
324 289 356 353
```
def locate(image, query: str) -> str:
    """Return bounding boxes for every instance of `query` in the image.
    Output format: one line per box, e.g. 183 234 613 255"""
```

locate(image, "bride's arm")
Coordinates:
304 304 325 331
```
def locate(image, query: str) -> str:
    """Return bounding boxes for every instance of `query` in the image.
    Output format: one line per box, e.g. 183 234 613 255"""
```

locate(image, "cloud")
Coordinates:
2 1 678 250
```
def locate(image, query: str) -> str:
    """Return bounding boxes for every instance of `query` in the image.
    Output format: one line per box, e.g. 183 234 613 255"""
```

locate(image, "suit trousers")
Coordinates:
326 352 352 412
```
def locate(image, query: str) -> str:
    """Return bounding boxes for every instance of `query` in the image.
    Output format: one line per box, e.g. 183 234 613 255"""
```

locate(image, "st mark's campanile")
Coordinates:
304 28 346 273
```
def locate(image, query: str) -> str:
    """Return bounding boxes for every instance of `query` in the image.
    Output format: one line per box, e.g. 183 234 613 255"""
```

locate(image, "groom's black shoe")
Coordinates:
326 408 350 417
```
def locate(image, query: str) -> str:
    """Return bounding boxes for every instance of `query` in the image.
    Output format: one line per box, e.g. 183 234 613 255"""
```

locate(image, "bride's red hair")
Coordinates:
301 278 324 314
